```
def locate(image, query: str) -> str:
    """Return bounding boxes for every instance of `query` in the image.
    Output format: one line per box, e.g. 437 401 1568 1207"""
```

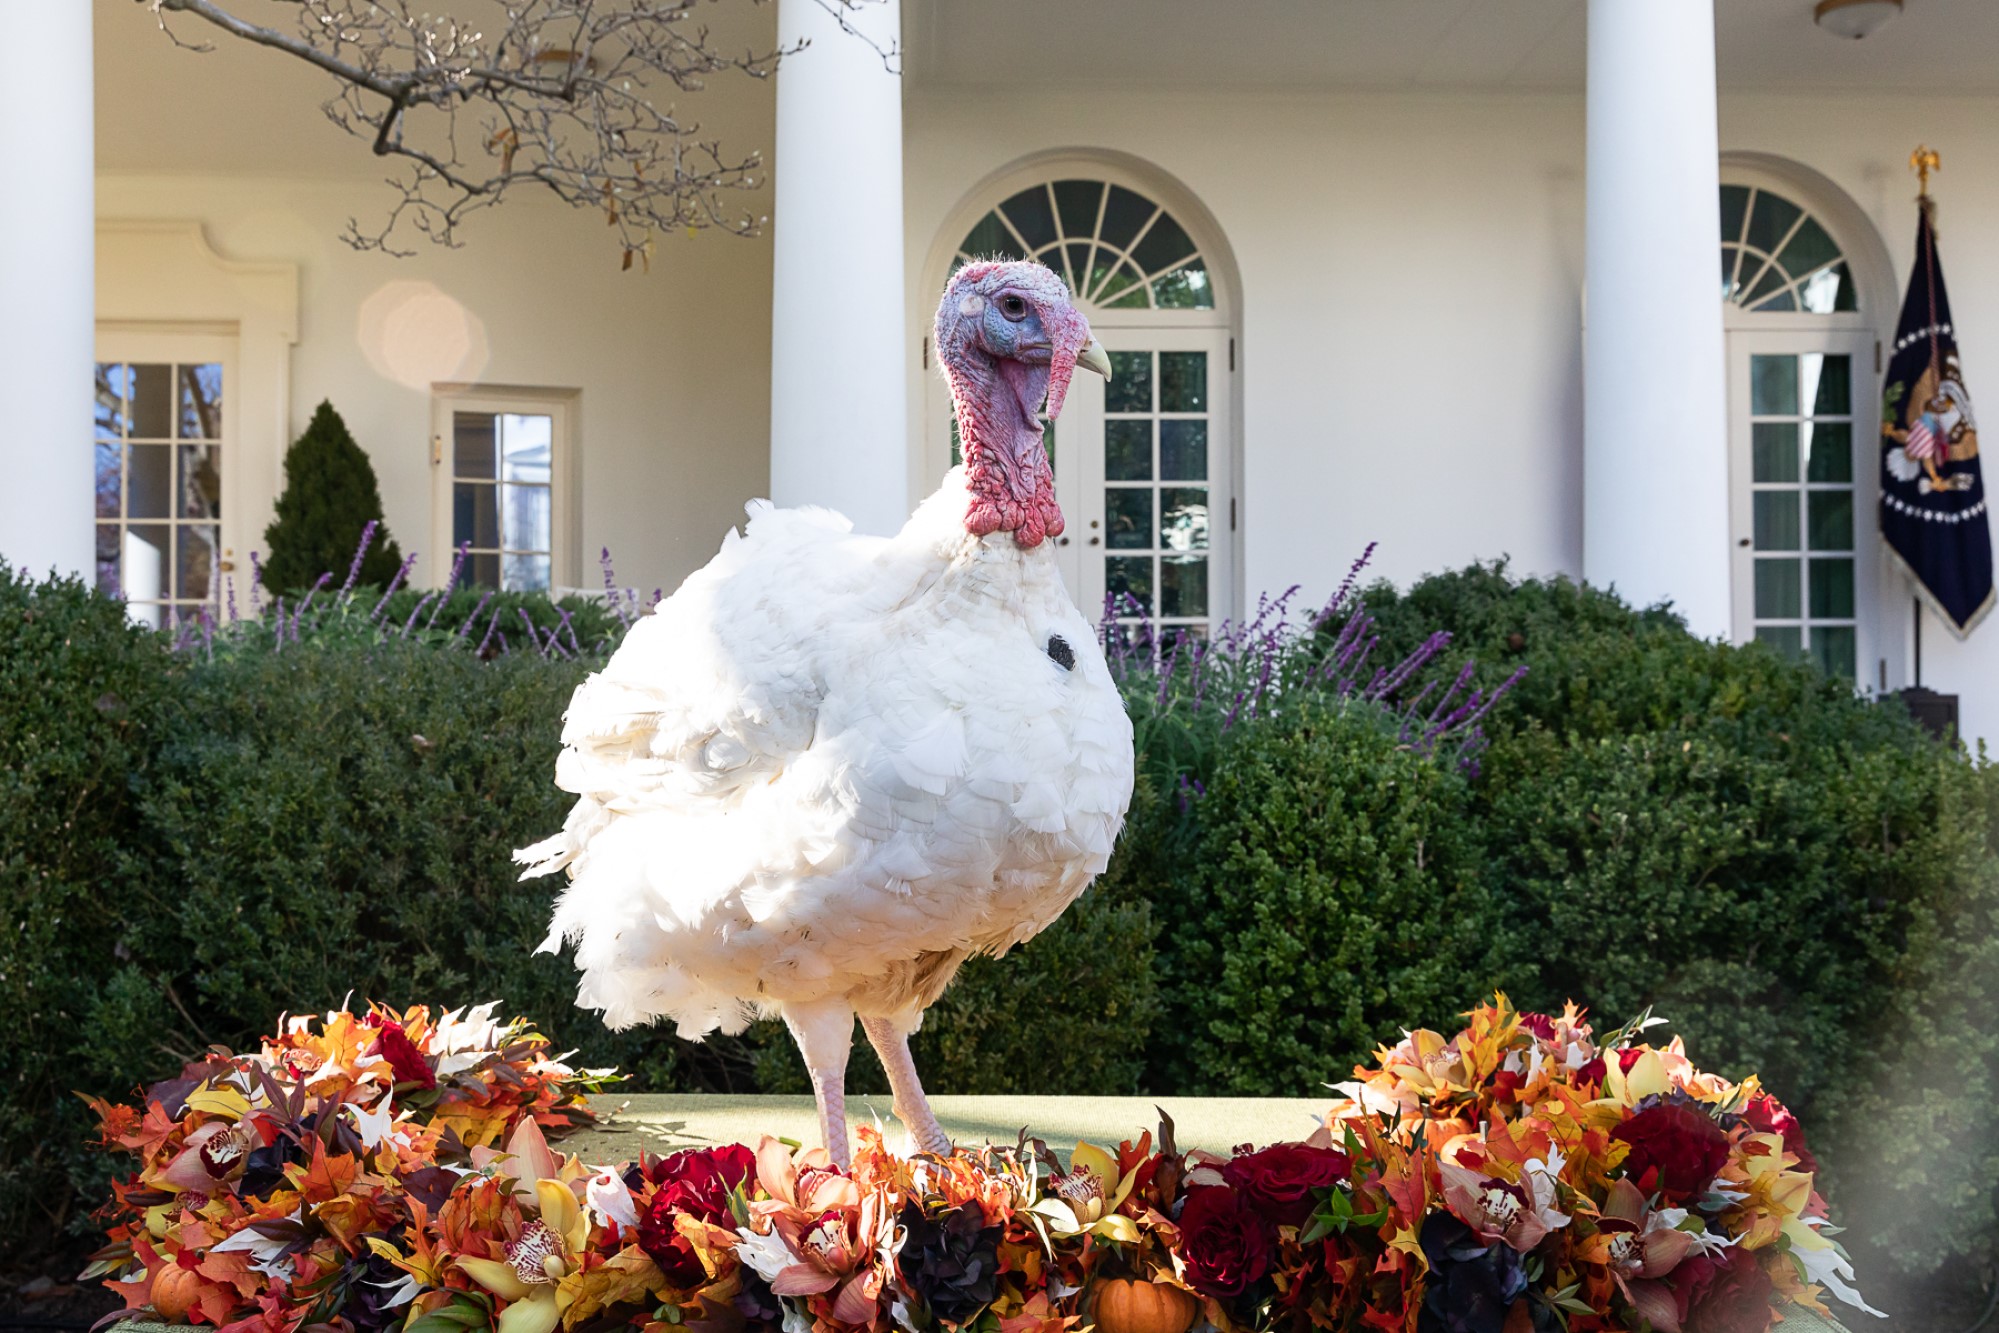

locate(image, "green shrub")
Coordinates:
262 402 404 594
0 567 176 1241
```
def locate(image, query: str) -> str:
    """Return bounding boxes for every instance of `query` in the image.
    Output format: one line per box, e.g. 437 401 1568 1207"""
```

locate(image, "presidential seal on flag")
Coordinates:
1880 179 1994 638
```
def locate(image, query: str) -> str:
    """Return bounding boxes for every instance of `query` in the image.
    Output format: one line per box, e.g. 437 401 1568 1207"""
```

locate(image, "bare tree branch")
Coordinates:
141 0 899 262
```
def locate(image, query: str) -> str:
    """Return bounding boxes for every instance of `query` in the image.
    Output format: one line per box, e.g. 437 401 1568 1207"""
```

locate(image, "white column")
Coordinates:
0 5 94 581
1584 0 1730 639
768 0 908 535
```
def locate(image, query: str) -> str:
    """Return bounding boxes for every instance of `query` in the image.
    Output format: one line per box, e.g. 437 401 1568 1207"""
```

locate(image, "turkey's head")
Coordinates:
935 260 1111 548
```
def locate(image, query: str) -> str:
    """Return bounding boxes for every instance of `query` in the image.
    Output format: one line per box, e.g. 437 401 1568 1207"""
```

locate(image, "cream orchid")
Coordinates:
454 1179 591 1333
1029 1142 1140 1243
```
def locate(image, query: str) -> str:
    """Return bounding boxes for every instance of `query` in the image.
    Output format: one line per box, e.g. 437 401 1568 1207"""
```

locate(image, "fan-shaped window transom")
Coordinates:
953 179 1213 310
1720 184 1856 314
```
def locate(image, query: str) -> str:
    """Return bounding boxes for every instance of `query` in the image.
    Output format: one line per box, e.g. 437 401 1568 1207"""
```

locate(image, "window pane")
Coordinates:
1160 555 1208 617
454 411 498 480
454 481 499 549
95 523 121 594
1053 180 1103 242
1721 245 1743 301
502 483 550 553
1161 420 1207 480
959 211 1022 261
1809 557 1855 618
1806 422 1853 483
1160 486 1209 552
1776 216 1841 282
1754 491 1799 551
177 524 219 601
123 525 169 603
179 443 221 519
1100 265 1151 308
1751 355 1798 416
178 364 223 440
1741 263 1792 309
1755 624 1803 658
1107 352 1152 413
1131 211 1196 274
1105 420 1152 481
96 364 129 439
1099 187 1156 252
1807 491 1853 550
131 364 174 439
1752 423 1798 482
1755 558 1801 618
1811 625 1856 679
1160 352 1208 413
504 553 551 593
468 551 501 590
1106 556 1153 614
1105 487 1152 549
1000 186 1057 250
1749 285 1797 313
1720 184 1751 244
500 413 552 484
1810 355 1851 417
1745 190 1802 256
95 441 120 519
127 444 171 518
1153 264 1214 309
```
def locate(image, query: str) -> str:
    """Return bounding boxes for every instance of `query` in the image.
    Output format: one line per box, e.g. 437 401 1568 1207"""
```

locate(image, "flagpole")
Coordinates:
1908 144 1941 691
1914 596 1923 687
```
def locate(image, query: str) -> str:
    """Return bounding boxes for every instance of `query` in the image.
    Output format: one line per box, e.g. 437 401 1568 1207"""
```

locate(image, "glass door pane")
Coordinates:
94 358 224 628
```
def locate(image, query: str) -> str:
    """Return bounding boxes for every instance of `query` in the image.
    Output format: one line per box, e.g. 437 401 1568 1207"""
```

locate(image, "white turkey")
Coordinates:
517 259 1135 1166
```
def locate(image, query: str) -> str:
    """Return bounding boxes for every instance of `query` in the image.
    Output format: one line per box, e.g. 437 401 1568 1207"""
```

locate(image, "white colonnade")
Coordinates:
768 0 909 535
1583 0 1731 638
0 5 95 580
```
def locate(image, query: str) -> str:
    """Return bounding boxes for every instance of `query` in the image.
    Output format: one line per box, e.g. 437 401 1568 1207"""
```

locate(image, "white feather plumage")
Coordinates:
516 468 1135 1040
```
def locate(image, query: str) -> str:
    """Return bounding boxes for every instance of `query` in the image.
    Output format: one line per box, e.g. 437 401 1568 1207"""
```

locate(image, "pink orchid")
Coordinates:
1588 1178 1698 1333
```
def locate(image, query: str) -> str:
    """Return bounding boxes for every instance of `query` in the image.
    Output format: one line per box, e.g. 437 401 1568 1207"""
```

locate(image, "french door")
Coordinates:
1726 328 1877 682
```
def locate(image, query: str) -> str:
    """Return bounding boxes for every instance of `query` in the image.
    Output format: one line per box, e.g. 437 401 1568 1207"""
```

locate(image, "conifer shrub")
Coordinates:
262 402 404 593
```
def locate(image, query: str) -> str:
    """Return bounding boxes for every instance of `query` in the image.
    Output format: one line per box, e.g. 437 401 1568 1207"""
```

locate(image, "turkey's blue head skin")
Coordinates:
935 260 1094 547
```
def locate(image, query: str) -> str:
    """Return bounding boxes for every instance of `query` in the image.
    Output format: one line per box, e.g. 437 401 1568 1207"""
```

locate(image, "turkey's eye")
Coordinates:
999 294 1029 322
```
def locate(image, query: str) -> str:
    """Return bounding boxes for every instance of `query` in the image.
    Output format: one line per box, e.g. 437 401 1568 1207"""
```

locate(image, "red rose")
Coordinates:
1740 1093 1818 1175
1518 1013 1558 1042
1617 1048 1646 1073
1682 1247 1775 1333
374 1021 436 1090
638 1144 757 1285
1611 1101 1729 1203
1177 1187 1272 1299
1576 1057 1607 1087
1222 1143 1352 1227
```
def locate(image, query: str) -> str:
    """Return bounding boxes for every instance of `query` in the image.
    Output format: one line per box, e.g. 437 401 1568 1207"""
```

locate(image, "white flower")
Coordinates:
345 1099 399 1149
732 1223 798 1285
372 1273 421 1308
1522 1150 1572 1232
434 1002 506 1077
212 1212 301 1280
584 1168 639 1231
1795 1217 1886 1318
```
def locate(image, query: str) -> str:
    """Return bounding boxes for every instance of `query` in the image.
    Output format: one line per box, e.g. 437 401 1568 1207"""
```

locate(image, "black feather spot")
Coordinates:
1046 634 1075 671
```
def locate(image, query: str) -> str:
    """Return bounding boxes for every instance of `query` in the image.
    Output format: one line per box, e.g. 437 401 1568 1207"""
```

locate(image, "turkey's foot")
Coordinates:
783 1000 855 1170
861 1014 953 1158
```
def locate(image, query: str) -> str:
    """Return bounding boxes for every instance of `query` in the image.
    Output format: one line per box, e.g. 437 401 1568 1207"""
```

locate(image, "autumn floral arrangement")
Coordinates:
84 997 1875 1333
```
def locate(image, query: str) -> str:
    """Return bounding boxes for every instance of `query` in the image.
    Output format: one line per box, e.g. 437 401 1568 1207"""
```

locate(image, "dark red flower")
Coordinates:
1222 1143 1352 1227
1518 1013 1558 1042
374 1022 436 1090
1177 1187 1272 1299
1617 1047 1646 1073
1680 1247 1775 1333
637 1144 758 1285
1740 1093 1818 1175
1612 1101 1729 1204
1576 1057 1607 1087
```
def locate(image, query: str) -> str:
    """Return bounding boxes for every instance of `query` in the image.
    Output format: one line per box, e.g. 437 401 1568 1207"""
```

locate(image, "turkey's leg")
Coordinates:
861 1014 952 1157
783 1000 855 1170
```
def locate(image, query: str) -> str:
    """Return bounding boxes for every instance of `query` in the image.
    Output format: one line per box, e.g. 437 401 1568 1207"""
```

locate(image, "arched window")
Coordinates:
932 167 1235 639
952 180 1214 310
1718 176 1874 682
1720 184 1856 314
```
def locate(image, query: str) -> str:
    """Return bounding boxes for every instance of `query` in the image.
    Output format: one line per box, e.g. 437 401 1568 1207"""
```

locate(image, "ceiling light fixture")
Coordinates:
1813 0 1904 40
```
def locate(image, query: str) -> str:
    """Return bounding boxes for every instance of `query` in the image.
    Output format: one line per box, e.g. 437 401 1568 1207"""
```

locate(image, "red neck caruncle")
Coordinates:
944 345 1065 549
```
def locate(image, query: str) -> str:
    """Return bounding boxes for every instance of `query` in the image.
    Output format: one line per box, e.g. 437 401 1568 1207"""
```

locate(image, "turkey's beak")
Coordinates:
1076 338 1112 380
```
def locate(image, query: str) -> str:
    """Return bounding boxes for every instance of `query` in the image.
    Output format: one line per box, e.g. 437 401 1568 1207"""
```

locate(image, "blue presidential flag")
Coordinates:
1880 201 1993 636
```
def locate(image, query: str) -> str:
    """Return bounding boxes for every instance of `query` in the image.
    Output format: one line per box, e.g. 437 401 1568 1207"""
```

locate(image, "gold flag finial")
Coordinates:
1911 144 1941 197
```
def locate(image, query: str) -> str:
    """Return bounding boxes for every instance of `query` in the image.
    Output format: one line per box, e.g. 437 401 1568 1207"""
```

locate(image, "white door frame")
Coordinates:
428 383 583 593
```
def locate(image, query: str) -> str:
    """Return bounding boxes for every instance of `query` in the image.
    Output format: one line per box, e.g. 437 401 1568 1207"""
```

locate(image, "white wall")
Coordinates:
97 175 774 599
903 88 1590 614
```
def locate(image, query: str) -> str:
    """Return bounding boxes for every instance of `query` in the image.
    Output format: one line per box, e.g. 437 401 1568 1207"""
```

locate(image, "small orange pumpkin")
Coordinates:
1092 1278 1199 1333
151 1260 205 1322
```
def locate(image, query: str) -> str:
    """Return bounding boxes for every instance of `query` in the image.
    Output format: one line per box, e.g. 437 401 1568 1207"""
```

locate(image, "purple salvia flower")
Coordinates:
519 608 550 659
1312 542 1378 630
339 520 379 601
402 592 437 638
428 543 470 630
1155 633 1184 709
370 553 418 623
496 629 510 656
456 590 494 639
224 575 238 624
271 596 286 653
478 608 503 656
292 572 332 641
248 550 265 615
557 607 582 655
600 548 631 627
